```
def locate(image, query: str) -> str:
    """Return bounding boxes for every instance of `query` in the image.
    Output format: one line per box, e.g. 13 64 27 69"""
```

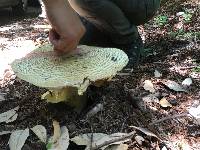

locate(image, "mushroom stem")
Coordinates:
41 87 87 112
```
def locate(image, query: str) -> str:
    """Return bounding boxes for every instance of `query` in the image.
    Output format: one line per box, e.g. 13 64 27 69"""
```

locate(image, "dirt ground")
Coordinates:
0 1 200 150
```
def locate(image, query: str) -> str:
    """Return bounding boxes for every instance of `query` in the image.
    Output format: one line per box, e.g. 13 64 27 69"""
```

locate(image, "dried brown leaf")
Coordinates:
159 98 172 108
143 80 155 93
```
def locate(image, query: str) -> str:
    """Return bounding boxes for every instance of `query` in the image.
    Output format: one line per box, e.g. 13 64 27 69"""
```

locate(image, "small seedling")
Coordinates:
183 13 192 22
154 15 168 26
192 66 200 72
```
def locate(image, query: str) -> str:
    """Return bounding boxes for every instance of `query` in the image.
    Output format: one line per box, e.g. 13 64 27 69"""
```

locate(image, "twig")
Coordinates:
120 117 128 132
149 113 189 126
91 131 136 150
117 72 131 76
90 124 94 150
179 66 198 70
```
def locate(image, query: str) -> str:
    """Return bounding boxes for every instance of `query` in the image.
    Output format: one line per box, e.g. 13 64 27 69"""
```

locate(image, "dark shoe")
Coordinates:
117 35 144 68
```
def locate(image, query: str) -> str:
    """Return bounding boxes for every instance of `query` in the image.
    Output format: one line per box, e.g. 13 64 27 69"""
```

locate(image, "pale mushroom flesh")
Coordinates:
11 44 129 110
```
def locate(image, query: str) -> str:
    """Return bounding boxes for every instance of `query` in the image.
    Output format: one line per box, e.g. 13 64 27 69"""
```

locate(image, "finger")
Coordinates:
49 29 78 54
53 39 69 53
54 38 77 54
49 29 57 45
67 47 81 56
49 30 68 53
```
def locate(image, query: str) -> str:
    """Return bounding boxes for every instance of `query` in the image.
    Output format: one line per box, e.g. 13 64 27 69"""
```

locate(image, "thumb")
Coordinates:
49 28 60 46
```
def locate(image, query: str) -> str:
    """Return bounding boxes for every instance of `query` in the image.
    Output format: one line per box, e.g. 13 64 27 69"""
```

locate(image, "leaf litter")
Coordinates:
0 106 19 123
129 126 160 140
188 105 200 125
182 77 192 86
154 69 162 78
162 80 186 92
0 130 12 136
9 128 29 150
0 94 6 101
31 125 47 143
159 97 173 108
71 132 134 150
143 80 156 93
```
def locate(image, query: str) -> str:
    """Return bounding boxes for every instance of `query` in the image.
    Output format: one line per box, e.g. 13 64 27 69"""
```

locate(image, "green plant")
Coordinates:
182 13 192 23
168 30 200 40
154 15 168 26
192 66 200 72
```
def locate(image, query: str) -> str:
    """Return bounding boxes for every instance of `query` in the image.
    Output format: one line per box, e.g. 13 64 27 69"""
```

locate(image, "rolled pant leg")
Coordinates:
69 0 160 46
69 0 139 45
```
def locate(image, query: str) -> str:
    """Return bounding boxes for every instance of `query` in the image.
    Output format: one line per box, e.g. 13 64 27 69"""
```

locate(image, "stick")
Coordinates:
149 113 188 126
179 66 198 70
91 131 136 150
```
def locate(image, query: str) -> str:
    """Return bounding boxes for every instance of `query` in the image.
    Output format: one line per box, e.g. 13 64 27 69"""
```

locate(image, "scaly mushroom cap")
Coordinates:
11 44 128 94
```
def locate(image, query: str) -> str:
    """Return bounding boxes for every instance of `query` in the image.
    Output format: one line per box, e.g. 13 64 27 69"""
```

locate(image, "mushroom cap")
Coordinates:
11 44 128 94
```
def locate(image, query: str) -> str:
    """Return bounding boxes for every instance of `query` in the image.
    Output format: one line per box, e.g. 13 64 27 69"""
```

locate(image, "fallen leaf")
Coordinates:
31 125 47 143
6 114 18 123
130 126 160 140
135 135 145 145
176 12 185 16
143 80 155 93
159 98 172 108
71 133 107 147
0 106 19 123
47 121 69 150
86 103 103 118
154 70 162 78
105 144 128 150
142 94 160 103
0 94 6 101
182 78 192 86
71 132 133 150
177 140 190 150
161 146 168 150
56 126 70 150
188 105 200 125
162 80 186 92
9 128 29 150
0 130 12 136
98 133 132 150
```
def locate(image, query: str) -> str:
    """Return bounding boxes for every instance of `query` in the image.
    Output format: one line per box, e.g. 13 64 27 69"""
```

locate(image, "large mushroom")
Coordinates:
11 44 128 111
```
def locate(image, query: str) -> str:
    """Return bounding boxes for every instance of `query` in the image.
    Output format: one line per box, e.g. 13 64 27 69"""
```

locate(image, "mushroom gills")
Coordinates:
41 87 87 112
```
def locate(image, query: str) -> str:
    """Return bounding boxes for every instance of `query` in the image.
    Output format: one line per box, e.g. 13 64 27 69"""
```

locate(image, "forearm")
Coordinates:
41 0 86 53
42 0 85 36
42 0 72 11
42 0 79 23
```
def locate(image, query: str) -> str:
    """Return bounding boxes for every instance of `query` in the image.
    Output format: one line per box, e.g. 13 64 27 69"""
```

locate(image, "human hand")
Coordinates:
43 0 85 54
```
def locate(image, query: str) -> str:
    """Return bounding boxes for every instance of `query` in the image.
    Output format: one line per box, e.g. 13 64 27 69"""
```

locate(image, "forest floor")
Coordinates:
0 0 199 150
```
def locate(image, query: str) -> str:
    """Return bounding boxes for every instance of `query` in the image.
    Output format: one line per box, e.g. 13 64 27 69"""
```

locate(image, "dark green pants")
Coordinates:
70 0 160 46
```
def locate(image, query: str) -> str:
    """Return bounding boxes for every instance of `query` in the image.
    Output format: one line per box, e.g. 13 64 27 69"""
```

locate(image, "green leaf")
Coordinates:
46 142 53 150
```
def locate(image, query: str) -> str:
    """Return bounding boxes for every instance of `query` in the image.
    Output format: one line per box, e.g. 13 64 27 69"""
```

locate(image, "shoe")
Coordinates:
117 35 144 68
